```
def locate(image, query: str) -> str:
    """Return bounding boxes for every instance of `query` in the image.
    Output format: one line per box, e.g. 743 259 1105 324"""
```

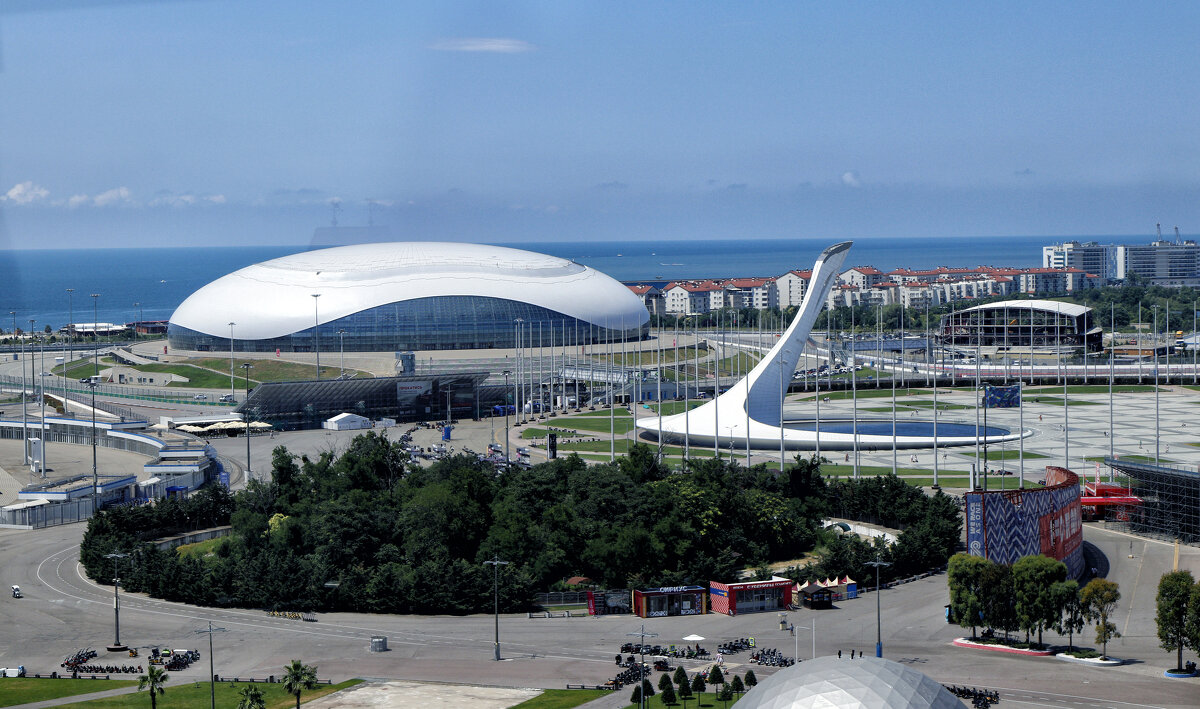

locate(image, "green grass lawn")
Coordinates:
796 388 931 401
175 536 227 560
0 678 138 707
621 690 746 709
960 449 1047 460
1021 396 1102 406
552 415 636 435
1026 385 1162 394
51 678 361 709
520 427 597 440
189 357 355 382
1085 454 1173 464
512 689 612 709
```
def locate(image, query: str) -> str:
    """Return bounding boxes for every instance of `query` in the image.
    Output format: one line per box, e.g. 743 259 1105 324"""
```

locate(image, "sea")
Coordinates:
0 234 1069 329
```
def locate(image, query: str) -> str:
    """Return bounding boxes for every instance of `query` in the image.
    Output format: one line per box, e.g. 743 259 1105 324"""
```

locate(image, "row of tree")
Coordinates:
632 666 757 708
81 435 961 615
948 553 1121 658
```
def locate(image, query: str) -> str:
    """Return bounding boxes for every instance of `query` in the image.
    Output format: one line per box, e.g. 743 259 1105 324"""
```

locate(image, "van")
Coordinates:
218 394 235 402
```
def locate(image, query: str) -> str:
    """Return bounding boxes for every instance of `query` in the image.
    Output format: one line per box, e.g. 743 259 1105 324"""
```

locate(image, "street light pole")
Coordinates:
338 329 346 377
103 552 130 651
866 559 891 658
311 293 322 379
503 370 511 463
228 321 236 398
241 363 253 479
194 620 227 709
625 625 659 709
483 556 509 660
90 294 100 377
89 381 98 514
66 289 74 368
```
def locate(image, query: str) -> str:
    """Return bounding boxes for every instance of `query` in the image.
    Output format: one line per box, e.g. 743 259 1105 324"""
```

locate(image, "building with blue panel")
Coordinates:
168 242 649 353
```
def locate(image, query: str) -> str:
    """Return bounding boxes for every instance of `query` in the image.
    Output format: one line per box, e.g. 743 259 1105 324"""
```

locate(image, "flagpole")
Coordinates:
714 311 720 458
1018 381 1024 489
852 304 859 479
1061 302 1069 470
933 302 939 489
1109 302 1114 463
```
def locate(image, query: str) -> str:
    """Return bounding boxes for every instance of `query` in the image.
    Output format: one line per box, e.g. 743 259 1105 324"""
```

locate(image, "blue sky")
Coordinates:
1 1 1198 249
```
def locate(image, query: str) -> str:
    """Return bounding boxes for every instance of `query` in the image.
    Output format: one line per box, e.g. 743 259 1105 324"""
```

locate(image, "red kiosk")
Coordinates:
709 577 793 616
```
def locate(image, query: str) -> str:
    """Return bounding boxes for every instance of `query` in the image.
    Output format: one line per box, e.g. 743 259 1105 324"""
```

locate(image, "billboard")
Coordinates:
964 466 1083 578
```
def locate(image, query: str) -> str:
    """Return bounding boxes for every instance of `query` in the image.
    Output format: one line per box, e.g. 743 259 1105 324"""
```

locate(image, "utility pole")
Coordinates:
625 624 660 709
483 556 509 660
866 559 892 658
194 621 227 709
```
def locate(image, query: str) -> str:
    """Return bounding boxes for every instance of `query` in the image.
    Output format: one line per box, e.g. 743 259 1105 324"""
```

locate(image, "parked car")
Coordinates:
218 394 235 402
193 394 207 400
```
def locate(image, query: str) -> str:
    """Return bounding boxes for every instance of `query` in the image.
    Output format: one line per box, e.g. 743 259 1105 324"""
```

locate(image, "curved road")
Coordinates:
0 523 1197 707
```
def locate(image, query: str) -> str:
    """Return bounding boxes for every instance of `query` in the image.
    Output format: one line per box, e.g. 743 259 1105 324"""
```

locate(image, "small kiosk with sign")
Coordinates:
708 577 793 616
633 586 708 617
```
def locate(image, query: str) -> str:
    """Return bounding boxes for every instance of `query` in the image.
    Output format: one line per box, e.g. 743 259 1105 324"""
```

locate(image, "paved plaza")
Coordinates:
3 365 1200 706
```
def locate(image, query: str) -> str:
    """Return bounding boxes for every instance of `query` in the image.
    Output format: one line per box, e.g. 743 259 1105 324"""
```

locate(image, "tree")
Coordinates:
691 672 707 695
1081 578 1121 659
630 685 642 705
282 659 319 709
641 677 654 698
979 559 1017 640
947 553 989 638
237 685 266 709
677 678 692 708
708 664 724 686
718 683 734 707
673 665 688 686
730 674 745 696
1012 555 1067 646
660 682 677 706
137 666 168 709
744 669 757 687
659 672 674 692
1186 584 1200 669
1051 580 1084 651
1155 570 1195 671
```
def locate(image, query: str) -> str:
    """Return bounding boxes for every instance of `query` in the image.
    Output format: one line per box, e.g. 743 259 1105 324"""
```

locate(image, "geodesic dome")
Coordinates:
732 656 964 709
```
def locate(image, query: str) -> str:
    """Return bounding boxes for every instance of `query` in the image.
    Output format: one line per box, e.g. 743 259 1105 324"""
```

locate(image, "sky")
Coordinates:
1 1 1199 249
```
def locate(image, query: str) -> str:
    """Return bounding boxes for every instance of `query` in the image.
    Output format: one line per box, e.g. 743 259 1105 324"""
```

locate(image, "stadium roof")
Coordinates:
170 242 648 340
732 656 964 709
958 299 1091 318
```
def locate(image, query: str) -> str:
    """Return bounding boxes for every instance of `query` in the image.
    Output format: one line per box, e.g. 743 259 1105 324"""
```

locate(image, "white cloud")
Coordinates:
841 171 861 187
3 181 50 205
205 194 226 204
429 38 535 53
93 187 132 207
67 194 90 209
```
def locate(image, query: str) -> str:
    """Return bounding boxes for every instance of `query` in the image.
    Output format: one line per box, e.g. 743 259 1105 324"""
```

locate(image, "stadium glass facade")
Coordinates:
168 295 647 353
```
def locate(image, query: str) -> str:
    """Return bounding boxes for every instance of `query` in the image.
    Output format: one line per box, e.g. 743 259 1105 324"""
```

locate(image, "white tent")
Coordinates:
323 413 371 431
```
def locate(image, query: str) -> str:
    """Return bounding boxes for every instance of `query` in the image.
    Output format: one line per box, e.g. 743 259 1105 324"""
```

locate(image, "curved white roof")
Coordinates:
732 656 964 709
170 242 649 339
960 299 1090 317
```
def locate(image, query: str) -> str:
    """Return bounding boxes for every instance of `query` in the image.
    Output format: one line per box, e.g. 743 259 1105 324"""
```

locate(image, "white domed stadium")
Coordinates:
168 242 649 353
733 657 964 709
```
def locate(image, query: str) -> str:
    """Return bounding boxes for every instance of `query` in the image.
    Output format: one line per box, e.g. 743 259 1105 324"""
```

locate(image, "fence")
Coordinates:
0 497 93 529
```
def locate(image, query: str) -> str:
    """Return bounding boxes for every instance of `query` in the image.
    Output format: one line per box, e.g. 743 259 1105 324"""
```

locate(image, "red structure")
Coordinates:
709 577 793 616
632 586 707 618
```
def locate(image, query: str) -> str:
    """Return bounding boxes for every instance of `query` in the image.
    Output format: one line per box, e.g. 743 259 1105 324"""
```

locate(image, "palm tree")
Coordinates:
137 666 168 709
283 659 319 709
237 685 266 709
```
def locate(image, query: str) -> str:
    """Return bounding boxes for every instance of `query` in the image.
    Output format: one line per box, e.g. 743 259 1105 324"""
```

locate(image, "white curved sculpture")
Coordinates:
636 241 1025 451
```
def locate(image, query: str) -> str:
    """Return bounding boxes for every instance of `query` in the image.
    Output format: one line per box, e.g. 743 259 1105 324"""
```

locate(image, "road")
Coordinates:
1 522 1197 708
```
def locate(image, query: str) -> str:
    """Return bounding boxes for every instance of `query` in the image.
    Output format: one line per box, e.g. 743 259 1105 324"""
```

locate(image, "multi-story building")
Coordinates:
1043 241 1111 282
775 270 811 308
1115 241 1200 285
